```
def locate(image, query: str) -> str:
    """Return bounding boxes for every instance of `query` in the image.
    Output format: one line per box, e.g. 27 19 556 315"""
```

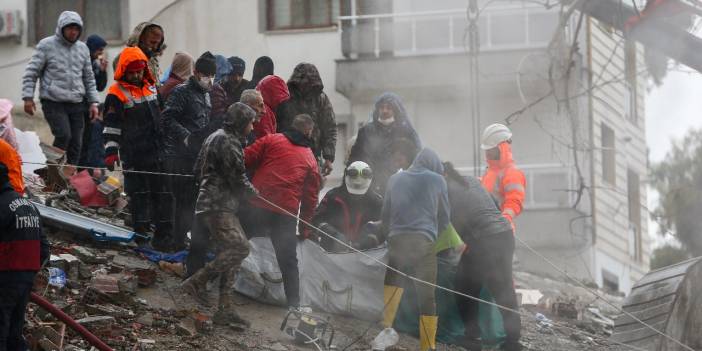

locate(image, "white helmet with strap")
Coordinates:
480 123 513 150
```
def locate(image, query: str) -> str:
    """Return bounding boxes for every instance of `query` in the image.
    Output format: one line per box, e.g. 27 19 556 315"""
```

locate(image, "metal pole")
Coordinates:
468 0 481 177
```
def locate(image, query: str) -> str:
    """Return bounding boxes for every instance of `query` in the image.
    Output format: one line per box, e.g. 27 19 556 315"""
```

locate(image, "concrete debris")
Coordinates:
516 288 544 306
136 312 155 327
264 342 289 351
71 246 107 264
75 315 116 335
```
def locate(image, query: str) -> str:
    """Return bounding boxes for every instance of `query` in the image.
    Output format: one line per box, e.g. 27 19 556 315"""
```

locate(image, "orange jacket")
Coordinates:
108 47 157 104
481 142 525 225
0 138 24 195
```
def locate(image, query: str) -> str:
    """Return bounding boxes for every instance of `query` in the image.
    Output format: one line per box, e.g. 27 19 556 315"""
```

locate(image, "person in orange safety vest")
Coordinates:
0 138 24 195
480 123 525 229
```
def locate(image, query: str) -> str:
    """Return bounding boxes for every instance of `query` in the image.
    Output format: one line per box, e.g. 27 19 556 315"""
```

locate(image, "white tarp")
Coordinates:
234 237 388 320
15 128 46 175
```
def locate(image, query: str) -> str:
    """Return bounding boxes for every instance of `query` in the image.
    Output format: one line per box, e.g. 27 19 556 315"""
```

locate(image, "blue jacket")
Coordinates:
381 148 450 242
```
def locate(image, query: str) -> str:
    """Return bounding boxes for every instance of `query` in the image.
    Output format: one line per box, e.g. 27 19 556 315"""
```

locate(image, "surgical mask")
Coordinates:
198 76 214 90
378 117 395 126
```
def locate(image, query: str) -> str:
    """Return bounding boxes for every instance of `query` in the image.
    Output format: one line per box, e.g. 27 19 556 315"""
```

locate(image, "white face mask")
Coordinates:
198 76 214 90
378 116 395 126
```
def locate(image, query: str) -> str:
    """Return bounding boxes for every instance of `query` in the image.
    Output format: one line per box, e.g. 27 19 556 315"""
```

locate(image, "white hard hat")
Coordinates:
480 123 512 150
345 161 373 195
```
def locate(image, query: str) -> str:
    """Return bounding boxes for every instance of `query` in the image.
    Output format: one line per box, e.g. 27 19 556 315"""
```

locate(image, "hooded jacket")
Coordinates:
0 139 24 195
113 22 165 87
348 92 422 195
481 142 526 225
22 11 98 104
244 131 321 226
245 56 274 90
381 148 450 242
255 75 290 139
86 34 108 92
159 52 193 101
103 47 162 168
160 76 212 159
313 185 382 243
210 77 250 119
193 103 256 214
281 63 337 162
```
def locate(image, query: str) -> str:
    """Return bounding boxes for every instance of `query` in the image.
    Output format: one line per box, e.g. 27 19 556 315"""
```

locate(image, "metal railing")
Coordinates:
339 5 563 58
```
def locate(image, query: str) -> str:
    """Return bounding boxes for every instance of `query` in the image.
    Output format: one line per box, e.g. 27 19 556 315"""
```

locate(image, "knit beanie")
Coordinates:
228 56 246 76
195 51 217 76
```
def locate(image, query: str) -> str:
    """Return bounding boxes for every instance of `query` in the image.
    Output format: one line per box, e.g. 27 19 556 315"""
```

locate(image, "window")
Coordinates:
266 0 340 31
624 39 638 124
28 0 124 45
601 124 616 185
601 269 620 293
627 169 642 261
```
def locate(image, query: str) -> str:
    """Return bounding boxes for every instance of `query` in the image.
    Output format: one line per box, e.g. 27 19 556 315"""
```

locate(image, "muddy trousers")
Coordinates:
0 279 32 351
124 164 174 245
241 206 300 307
41 100 86 165
454 231 521 346
196 212 250 302
384 233 438 316
185 215 210 278
164 157 196 248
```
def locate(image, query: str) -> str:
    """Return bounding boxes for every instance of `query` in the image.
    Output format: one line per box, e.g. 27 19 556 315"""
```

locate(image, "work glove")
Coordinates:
105 154 120 171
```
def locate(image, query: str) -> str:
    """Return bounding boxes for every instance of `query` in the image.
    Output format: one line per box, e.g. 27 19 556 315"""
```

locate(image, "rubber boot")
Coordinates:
213 291 250 327
382 285 404 328
419 315 438 351
181 268 212 307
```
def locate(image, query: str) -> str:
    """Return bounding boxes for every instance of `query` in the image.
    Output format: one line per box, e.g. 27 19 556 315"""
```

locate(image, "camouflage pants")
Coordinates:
199 212 250 295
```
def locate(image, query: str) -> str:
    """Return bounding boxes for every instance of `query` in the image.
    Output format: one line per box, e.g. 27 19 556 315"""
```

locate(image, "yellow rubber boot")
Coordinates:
419 315 438 351
382 285 404 328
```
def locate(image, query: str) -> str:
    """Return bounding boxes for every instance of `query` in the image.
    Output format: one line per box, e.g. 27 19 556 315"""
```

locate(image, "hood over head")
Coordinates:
250 56 274 85
170 52 194 80
410 148 444 175
114 47 154 85
257 75 290 110
487 141 515 169
126 22 165 57
86 34 107 55
55 11 83 44
223 102 256 136
372 92 412 124
215 54 233 83
288 62 324 96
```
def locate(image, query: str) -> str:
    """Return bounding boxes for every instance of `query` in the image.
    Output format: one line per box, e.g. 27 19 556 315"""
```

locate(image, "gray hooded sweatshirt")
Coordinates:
22 11 98 104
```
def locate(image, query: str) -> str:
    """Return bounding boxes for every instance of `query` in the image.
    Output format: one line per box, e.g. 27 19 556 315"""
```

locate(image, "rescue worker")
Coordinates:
114 22 165 87
103 47 174 251
0 139 24 195
182 103 257 327
443 162 522 351
255 75 290 139
379 148 450 351
480 124 526 230
348 92 421 195
242 114 322 310
313 161 383 251
281 63 337 176
0 161 50 351
22 11 100 165
161 51 217 251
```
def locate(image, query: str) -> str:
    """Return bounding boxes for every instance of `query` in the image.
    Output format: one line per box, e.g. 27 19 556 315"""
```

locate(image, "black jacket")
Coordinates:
161 76 212 159
92 59 107 92
446 175 512 246
313 185 382 242
0 184 49 281
348 93 421 195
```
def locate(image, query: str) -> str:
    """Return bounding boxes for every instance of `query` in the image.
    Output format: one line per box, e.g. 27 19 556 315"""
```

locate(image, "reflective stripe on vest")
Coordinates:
503 182 525 193
117 84 157 109
493 169 506 207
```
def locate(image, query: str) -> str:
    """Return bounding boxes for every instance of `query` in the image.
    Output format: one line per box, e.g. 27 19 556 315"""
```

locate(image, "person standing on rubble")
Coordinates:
182 103 257 327
21 11 100 166
0 161 50 351
79 34 109 169
480 124 526 231
241 114 322 311
280 63 337 176
103 47 174 251
379 148 450 351
160 51 217 251
114 22 165 88
443 162 522 351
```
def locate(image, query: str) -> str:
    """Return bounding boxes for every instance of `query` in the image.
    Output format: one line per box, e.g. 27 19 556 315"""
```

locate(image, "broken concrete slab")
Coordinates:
75 315 115 335
71 246 107 264
137 312 155 327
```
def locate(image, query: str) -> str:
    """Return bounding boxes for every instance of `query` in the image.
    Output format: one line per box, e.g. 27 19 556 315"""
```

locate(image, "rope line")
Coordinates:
21 161 195 178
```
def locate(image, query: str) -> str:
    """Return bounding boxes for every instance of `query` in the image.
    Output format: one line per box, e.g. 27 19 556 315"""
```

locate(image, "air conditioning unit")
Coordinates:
0 10 22 41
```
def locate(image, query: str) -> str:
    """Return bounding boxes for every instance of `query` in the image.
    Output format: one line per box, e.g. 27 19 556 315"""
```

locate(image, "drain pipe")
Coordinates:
30 292 114 351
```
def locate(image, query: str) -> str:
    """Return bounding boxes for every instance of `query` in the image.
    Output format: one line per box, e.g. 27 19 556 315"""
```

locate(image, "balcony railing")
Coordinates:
339 5 564 58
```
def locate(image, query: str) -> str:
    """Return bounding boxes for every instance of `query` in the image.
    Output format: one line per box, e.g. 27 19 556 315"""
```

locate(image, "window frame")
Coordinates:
601 123 616 186
265 0 340 32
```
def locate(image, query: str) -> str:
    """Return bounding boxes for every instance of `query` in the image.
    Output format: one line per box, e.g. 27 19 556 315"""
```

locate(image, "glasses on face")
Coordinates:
346 167 373 179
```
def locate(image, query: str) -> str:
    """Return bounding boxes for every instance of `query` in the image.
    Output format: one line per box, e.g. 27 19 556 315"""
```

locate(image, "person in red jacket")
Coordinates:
255 75 289 139
242 114 321 309
480 124 526 230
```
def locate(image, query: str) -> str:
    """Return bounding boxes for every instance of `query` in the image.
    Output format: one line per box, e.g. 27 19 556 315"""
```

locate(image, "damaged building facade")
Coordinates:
0 0 649 294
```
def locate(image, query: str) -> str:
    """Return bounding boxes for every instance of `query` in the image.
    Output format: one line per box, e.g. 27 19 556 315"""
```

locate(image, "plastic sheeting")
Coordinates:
234 237 388 320
15 128 47 175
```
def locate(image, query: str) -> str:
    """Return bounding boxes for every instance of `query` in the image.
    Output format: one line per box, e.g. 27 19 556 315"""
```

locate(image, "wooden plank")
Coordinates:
610 320 667 344
614 313 669 333
615 300 675 328
623 277 684 306
633 257 701 288
620 293 676 314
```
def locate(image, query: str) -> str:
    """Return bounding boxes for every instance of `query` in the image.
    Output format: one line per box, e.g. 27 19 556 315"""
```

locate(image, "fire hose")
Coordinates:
30 292 114 351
